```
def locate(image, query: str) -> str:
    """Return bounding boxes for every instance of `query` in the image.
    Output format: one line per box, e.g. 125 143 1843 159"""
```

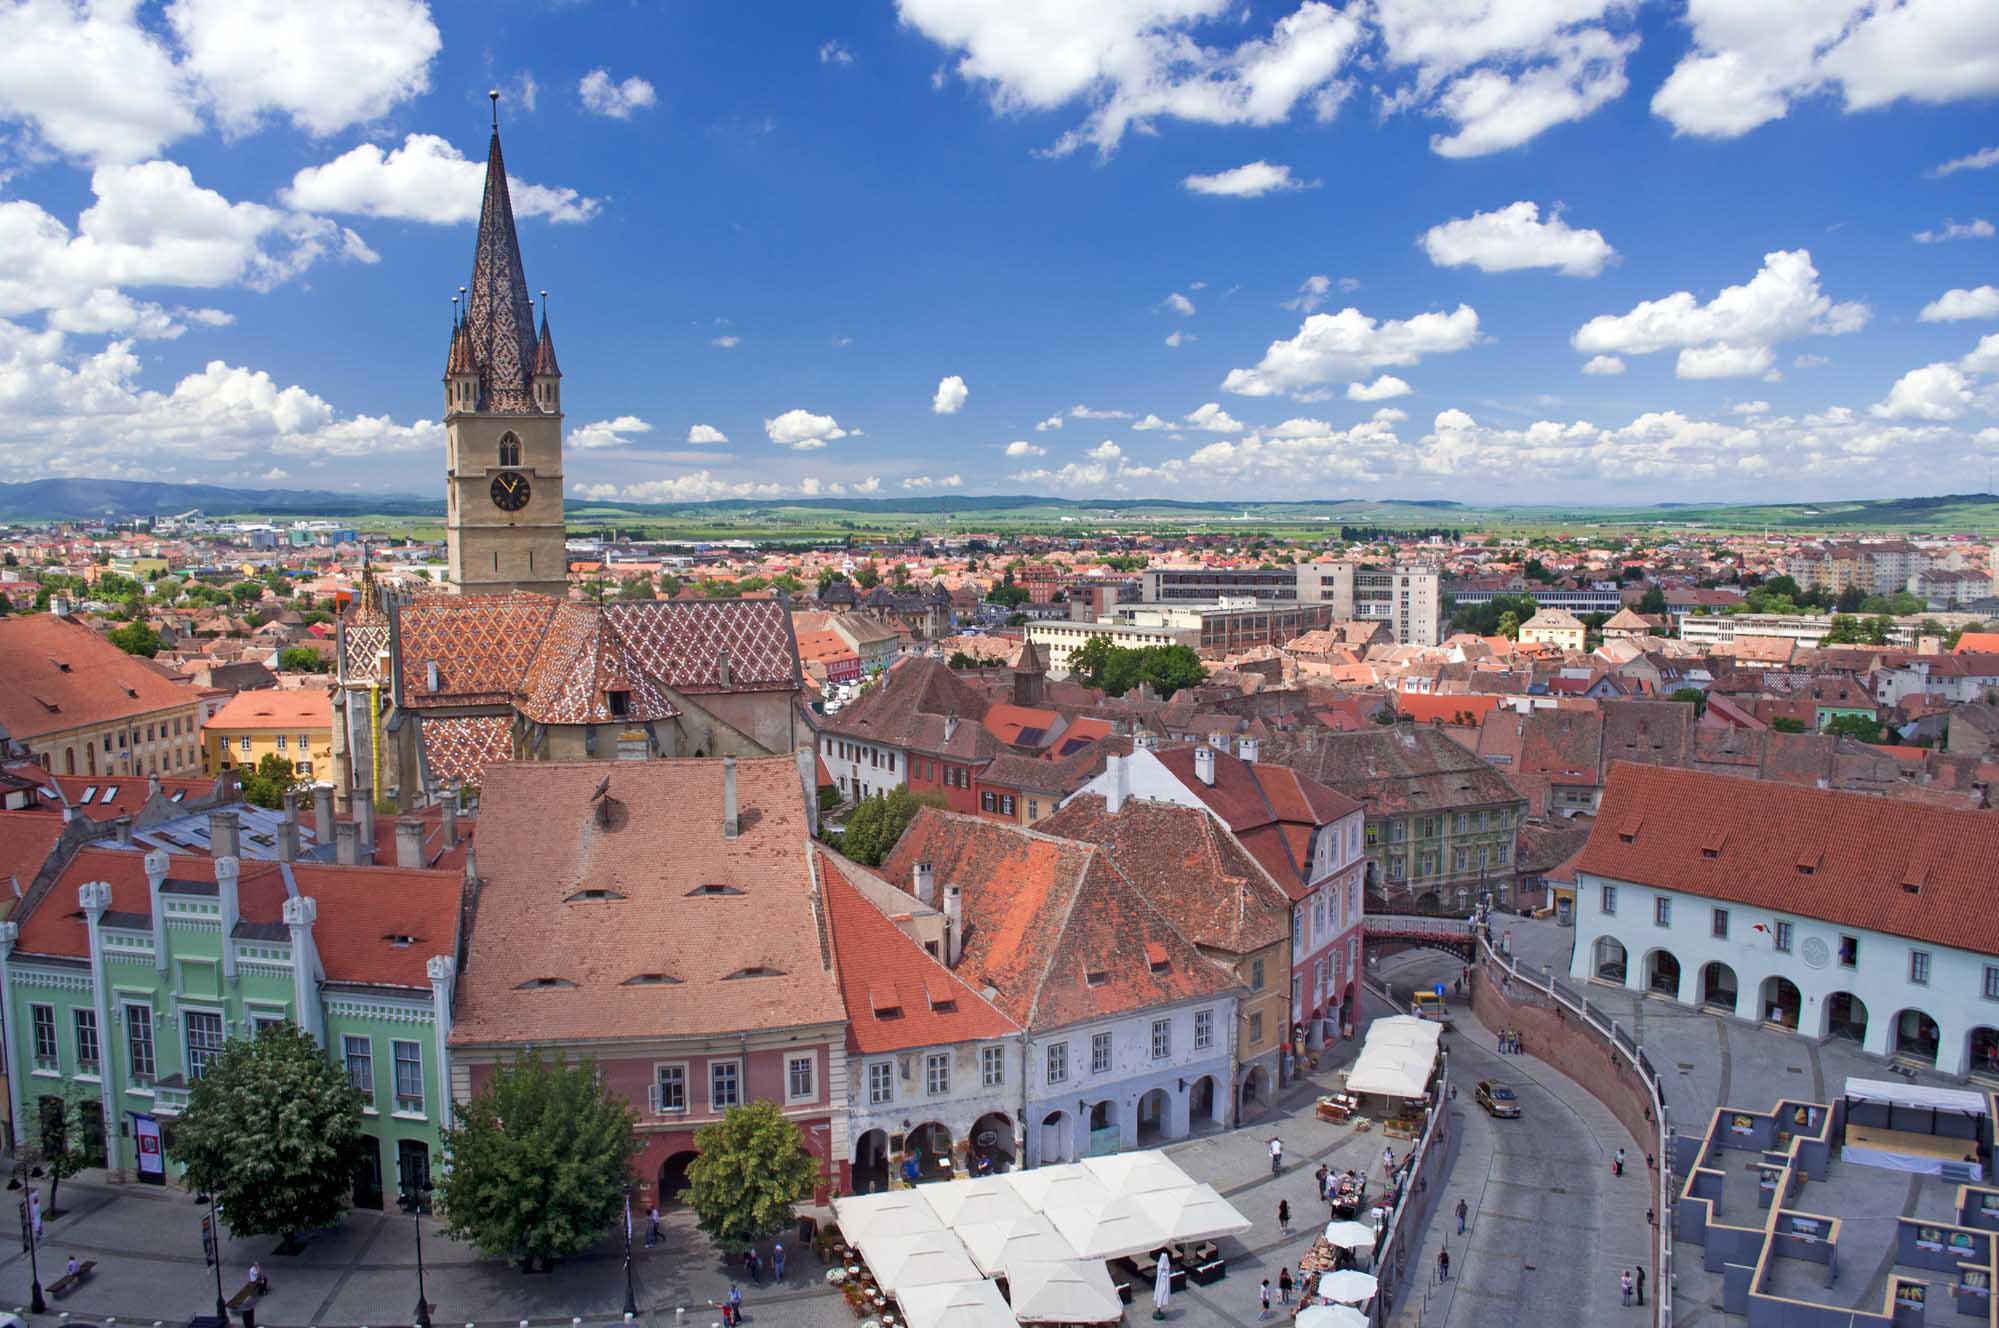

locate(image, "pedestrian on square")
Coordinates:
1270 1137 1284 1174
729 1282 743 1317
1315 1164 1329 1196
646 1204 660 1248
1278 1199 1291 1235
1259 1277 1273 1319
250 1261 268 1295
1621 1269 1633 1306
774 1240 785 1282
1382 1145 1395 1175
747 1246 763 1285
1279 1267 1294 1304
1437 1249 1449 1283
1636 1267 1646 1305
1614 1148 1626 1177
1456 1198 1468 1234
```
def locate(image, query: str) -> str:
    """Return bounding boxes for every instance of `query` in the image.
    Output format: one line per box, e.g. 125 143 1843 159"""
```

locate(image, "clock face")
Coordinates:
490 470 531 512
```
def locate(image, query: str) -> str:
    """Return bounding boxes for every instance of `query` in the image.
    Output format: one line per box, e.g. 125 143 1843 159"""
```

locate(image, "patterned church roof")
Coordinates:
462 126 542 415
419 714 515 787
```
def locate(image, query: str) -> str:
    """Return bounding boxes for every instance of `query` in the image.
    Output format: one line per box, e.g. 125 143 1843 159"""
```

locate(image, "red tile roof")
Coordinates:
0 613 197 741
818 847 1019 1053
1577 762 1999 954
1397 693 1500 726
0 810 67 903
3 765 216 821
1152 745 1361 900
204 688 332 732
450 758 844 1046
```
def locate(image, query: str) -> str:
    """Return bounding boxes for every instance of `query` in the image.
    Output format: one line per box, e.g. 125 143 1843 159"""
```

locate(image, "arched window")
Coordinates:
498 432 521 468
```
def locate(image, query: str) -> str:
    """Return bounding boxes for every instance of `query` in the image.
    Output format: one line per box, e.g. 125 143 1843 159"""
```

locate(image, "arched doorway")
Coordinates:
1135 1088 1172 1145
1967 1027 1999 1078
1892 1010 1940 1066
1759 976 1802 1030
1189 1075 1219 1129
1239 1066 1269 1117
969 1113 1015 1174
1825 992 1868 1044
852 1129 890 1194
1086 1101 1119 1157
907 1122 952 1181
1592 936 1628 983
657 1150 698 1207
1037 1110 1070 1165
1644 950 1682 1000
1700 961 1738 1013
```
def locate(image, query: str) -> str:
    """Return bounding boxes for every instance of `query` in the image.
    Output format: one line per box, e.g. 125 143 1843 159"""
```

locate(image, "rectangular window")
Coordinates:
1910 951 1931 985
1495 842 1510 865
1001 795 1015 816
868 1061 893 1105
1195 1008 1214 1050
981 1045 1004 1087
275 735 287 751
1292 910 1304 949
1251 957 1266 989
1091 1031 1112 1075
925 1052 949 1096
710 1060 740 1108
1987 966 1999 1002
1046 1041 1068 1085
1654 896 1671 927
1250 1011 1264 1044
1774 921 1793 953
1839 935 1858 968
238 735 250 752
788 1055 815 1102
392 1040 424 1110
1712 907 1729 940
29 1004 56 1069
73 1008 99 1074
298 734 310 751
981 791 995 812
185 1009 225 1080
341 1032 373 1096
125 1004 155 1085
1151 1019 1170 1060
1601 884 1618 915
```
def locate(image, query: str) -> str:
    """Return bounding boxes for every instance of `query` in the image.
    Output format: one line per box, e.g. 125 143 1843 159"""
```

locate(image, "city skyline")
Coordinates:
0 0 1996 505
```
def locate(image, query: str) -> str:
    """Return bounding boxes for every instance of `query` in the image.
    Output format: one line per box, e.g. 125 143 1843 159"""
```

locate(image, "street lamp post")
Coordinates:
14 1181 46 1314
621 1180 638 1319
399 1179 434 1328
202 1190 227 1318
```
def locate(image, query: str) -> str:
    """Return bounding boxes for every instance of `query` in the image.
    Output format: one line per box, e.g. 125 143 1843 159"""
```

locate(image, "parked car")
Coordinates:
1476 1080 1521 1118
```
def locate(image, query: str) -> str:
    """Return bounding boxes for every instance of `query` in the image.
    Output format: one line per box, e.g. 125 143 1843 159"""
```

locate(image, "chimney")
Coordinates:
395 817 426 869
944 712 959 742
441 794 459 849
144 848 170 971
914 861 936 907
283 895 324 1048
355 794 376 858
214 855 240 981
1105 753 1127 815
1194 745 1216 787
312 782 335 844
147 773 161 800
944 883 963 967
112 815 135 847
334 819 360 865
1208 731 1228 750
208 809 239 861
722 756 739 840
796 747 819 837
278 789 300 863
1239 736 1259 764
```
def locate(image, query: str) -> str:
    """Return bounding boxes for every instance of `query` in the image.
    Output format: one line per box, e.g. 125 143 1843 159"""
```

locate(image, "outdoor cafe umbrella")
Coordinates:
831 1190 946 1242
916 1174 1032 1227
1082 1151 1196 1198
1295 1305 1369 1328
1319 1269 1380 1304
895 1278 1016 1328
955 1215 1074 1278
1004 1162 1111 1213
1151 1182 1251 1245
1152 1251 1172 1316
853 1229 982 1296
1007 1258 1123 1325
1323 1220 1377 1249
1046 1194 1172 1261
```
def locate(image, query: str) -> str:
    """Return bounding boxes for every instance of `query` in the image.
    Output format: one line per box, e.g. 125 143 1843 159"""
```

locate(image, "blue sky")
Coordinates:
1 0 1996 505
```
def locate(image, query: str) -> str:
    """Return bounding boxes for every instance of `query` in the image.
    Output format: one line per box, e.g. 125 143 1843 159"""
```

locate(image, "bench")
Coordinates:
48 1260 95 1299
226 1279 269 1310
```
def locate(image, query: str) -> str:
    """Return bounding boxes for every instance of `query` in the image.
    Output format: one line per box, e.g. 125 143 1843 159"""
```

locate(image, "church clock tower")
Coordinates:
444 93 567 599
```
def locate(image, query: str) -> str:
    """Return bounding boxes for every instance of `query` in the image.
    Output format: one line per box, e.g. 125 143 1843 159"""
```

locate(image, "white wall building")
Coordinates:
1023 994 1236 1166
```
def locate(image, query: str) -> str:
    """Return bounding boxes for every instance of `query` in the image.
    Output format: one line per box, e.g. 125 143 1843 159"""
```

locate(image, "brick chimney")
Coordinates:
1194 745 1216 787
944 883 963 967
208 809 240 861
334 819 360 866
914 861 936 907
441 795 459 849
722 756 739 840
395 817 426 869
312 782 335 844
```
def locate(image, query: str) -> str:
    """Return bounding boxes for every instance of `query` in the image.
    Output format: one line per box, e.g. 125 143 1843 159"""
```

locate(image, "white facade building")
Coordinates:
1023 994 1236 1166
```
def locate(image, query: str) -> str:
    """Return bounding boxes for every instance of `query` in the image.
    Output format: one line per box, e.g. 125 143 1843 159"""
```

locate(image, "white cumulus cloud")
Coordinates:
1933 145 1999 177
1914 219 1995 244
282 134 601 223
711 335 740 348
1004 440 1044 456
1070 404 1131 420
820 40 855 65
1086 440 1123 460
1132 414 1172 431
765 408 849 450
1581 354 1625 375
932 374 968 414
1034 414 1063 431
1223 303 1480 397
1348 375 1413 401
1920 286 1999 322
687 424 728 444
1420 201 1614 277
1163 292 1196 316
1182 160 1315 197
1872 363 1976 420
1185 402 1245 432
579 69 658 119
569 415 654 450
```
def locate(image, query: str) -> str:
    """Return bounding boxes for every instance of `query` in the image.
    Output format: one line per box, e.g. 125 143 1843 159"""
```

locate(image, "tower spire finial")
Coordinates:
450 292 460 329
489 89 499 129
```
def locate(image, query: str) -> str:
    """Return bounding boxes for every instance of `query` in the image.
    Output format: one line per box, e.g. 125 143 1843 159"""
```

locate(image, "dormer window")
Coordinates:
724 966 783 980
1085 968 1109 988
622 973 681 986
607 689 630 718
383 934 419 948
564 888 626 903
688 883 743 897
514 976 575 989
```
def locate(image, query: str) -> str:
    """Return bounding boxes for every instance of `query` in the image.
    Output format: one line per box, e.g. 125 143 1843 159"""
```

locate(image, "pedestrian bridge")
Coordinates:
1363 913 1478 962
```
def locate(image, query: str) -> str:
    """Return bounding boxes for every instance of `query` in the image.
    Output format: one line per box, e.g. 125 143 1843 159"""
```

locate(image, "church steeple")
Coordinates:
530 291 562 413
461 91 541 415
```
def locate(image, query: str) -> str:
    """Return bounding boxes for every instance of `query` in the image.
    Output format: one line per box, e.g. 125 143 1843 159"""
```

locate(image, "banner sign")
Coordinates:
134 1113 164 1177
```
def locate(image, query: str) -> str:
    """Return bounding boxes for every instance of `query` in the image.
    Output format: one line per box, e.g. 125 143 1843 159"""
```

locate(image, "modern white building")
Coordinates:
1570 762 1999 1077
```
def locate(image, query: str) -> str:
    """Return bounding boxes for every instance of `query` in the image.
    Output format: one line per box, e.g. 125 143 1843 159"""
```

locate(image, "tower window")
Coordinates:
499 433 521 467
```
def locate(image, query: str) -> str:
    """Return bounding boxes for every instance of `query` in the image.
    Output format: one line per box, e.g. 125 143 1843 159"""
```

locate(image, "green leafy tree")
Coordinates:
1821 614 1863 646
1004 611 1028 627
436 1054 638 1272
1834 585 1867 613
227 580 265 605
1771 716 1807 734
683 1102 822 1254
277 645 330 673
1069 634 1115 688
1823 713 1884 744
838 787 945 867
106 621 162 657
854 561 882 590
657 573 684 599
947 651 980 669
239 752 302 809
1496 610 1522 640
891 562 911 587
616 575 656 600
816 568 845 594
1670 687 1706 716
172 1023 363 1248
34 1081 101 1217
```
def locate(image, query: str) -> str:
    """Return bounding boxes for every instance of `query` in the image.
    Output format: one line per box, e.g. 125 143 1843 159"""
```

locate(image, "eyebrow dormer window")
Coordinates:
608 689 630 717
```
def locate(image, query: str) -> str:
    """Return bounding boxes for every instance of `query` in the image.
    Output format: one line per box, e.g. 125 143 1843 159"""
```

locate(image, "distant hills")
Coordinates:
3 477 1999 534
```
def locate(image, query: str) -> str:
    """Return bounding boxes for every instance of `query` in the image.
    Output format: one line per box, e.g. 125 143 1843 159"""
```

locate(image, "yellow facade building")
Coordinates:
203 688 334 781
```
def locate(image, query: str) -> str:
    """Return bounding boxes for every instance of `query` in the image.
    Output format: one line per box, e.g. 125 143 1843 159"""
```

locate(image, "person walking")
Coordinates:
1636 1267 1646 1306
1259 1277 1273 1319
1437 1249 1450 1283
1269 1137 1284 1175
747 1246 763 1285
1456 1198 1468 1235
1277 1199 1291 1235
729 1282 744 1318
773 1240 785 1283
1315 1164 1329 1197
1278 1267 1294 1305
1614 1148 1626 1177
1382 1145 1395 1175
646 1204 660 1248
1620 1269 1633 1306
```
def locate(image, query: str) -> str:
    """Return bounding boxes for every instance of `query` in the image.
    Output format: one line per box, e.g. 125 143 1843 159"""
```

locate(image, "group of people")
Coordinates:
1620 1265 1647 1305
1497 1027 1526 1055
1256 1267 1301 1317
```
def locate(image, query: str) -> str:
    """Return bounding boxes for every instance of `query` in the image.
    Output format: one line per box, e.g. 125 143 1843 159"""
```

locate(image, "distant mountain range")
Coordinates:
0 478 443 521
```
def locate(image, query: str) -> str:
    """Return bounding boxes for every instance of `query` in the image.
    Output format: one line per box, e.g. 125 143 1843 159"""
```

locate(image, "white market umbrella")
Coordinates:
1152 1182 1251 1244
1323 1220 1377 1249
1005 1162 1110 1213
1081 1151 1195 1197
895 1278 1015 1328
1047 1193 1172 1261
1152 1251 1172 1313
1319 1269 1380 1303
1006 1258 1124 1324
853 1229 982 1295
955 1215 1074 1278
1297 1305 1369 1328
832 1190 946 1242
917 1174 1031 1227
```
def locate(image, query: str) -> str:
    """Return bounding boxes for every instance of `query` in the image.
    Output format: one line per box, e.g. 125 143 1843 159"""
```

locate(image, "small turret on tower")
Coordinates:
444 289 478 415
531 289 561 413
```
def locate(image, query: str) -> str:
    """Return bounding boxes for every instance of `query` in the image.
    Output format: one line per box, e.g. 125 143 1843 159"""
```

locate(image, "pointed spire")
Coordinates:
463 98 539 414
532 289 561 378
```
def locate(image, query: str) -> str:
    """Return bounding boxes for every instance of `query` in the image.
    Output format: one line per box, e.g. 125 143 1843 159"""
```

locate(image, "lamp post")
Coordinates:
200 1190 227 1318
11 1167 47 1315
621 1181 638 1319
399 1178 434 1328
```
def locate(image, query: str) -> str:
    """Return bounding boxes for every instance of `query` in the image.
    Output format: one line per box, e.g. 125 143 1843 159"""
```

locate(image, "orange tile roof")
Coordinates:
203 688 332 732
0 613 197 741
1396 693 1501 726
818 847 1019 1053
0 810 67 900
1577 762 1999 954
450 758 845 1047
